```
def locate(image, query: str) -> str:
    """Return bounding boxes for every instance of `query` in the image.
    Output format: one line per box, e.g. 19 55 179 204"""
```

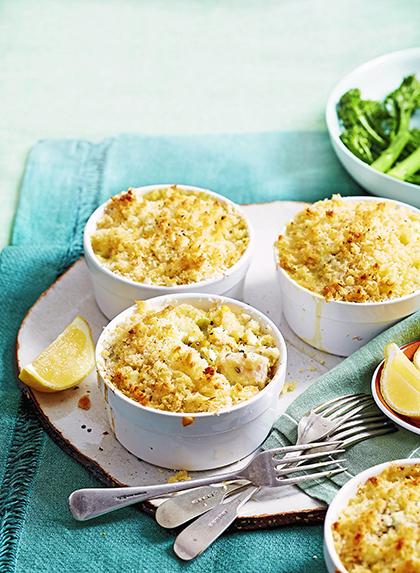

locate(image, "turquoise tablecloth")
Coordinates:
0 132 364 573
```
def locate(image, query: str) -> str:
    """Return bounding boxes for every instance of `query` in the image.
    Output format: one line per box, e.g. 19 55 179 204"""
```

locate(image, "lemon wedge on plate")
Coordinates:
380 343 420 417
19 316 95 392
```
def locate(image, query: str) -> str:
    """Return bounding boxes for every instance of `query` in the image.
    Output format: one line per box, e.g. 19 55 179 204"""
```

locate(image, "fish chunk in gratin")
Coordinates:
100 301 280 413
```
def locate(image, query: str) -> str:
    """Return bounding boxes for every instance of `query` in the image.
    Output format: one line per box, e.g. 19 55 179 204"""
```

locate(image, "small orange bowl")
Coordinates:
371 339 420 434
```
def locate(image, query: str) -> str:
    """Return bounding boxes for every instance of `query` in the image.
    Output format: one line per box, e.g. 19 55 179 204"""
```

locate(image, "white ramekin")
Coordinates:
95 293 287 471
275 196 420 357
84 184 255 319
324 458 420 573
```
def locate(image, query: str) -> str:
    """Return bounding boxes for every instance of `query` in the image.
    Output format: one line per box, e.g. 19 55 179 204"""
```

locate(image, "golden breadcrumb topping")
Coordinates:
100 301 280 413
333 464 420 573
91 186 249 286
275 195 420 302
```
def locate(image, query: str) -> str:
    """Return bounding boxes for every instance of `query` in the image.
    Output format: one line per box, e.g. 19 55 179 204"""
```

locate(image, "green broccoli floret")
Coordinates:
336 75 420 185
340 125 376 163
371 75 420 173
337 89 388 146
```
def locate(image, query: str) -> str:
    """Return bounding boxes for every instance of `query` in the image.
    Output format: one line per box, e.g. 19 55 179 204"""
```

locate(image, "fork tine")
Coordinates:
275 458 347 476
274 448 345 465
331 424 392 442
326 403 375 429
331 419 394 438
262 441 343 456
276 466 346 485
335 413 389 429
320 400 378 437
329 399 377 420
311 393 368 414
306 401 375 442
340 426 397 448
323 395 373 419
350 410 387 419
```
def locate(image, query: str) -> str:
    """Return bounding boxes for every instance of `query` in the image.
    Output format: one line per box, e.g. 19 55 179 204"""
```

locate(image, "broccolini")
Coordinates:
337 75 420 185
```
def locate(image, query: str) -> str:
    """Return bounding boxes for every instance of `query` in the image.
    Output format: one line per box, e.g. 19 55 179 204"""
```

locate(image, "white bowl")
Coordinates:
84 184 255 319
95 293 287 471
324 458 420 573
326 48 420 208
275 196 420 357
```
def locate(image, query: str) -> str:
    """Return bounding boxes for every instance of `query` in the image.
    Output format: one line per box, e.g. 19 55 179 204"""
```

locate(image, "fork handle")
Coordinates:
155 483 246 528
174 485 258 560
68 472 236 521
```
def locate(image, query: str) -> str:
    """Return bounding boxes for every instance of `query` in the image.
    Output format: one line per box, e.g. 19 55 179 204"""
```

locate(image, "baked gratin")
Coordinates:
91 186 249 286
100 301 280 413
333 464 420 573
275 195 420 303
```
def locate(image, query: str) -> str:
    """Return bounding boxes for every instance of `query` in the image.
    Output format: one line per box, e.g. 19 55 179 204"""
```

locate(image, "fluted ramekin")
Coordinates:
95 293 287 471
84 184 255 319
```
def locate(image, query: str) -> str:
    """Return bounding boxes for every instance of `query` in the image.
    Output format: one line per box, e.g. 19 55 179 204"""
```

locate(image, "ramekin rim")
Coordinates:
325 47 420 191
323 457 420 572
83 183 255 291
95 292 287 419
273 195 420 307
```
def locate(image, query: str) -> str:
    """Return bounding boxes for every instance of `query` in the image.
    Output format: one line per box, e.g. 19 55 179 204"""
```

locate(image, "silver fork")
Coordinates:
155 482 251 529
68 442 345 521
293 393 379 444
158 393 392 529
173 423 396 561
172 396 396 559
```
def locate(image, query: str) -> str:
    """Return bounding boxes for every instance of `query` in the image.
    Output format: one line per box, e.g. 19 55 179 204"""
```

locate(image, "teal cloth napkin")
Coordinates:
263 312 420 503
1 132 365 573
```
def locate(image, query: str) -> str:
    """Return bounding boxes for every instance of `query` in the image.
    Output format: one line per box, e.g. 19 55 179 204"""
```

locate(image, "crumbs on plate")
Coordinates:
282 381 297 394
77 395 91 410
168 470 191 483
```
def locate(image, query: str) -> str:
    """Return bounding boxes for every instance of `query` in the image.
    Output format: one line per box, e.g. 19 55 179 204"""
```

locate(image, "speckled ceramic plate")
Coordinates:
16 201 343 530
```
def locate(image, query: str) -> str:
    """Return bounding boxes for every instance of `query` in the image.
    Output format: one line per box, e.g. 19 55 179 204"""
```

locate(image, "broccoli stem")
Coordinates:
370 132 410 172
387 146 420 180
370 113 411 172
357 114 385 145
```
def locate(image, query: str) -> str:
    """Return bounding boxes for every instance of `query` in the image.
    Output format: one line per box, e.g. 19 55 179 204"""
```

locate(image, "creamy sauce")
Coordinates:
307 299 323 350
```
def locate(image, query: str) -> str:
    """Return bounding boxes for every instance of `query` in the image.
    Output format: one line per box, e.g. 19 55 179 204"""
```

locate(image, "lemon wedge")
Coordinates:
380 343 420 417
19 316 95 392
413 346 420 370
